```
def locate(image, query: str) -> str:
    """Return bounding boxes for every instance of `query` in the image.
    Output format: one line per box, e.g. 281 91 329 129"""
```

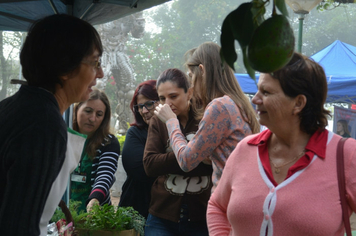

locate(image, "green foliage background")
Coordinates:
126 0 356 82
126 0 244 83
117 134 126 151
2 0 356 116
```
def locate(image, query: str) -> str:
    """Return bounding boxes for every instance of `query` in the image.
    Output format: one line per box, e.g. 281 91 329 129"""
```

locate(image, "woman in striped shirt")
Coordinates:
71 89 120 213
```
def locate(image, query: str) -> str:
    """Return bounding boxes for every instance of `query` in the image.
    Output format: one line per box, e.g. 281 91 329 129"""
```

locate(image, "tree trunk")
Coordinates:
0 31 9 101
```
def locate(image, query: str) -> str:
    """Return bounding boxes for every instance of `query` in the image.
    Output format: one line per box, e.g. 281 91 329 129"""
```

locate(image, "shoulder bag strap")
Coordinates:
337 137 351 236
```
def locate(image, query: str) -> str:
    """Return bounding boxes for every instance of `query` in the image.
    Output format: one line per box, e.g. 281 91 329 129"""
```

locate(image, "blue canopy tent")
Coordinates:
235 40 356 104
235 73 259 95
311 40 356 104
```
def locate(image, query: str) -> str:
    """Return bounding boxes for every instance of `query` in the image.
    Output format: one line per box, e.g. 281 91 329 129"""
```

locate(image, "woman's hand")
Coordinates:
154 104 177 123
86 198 99 212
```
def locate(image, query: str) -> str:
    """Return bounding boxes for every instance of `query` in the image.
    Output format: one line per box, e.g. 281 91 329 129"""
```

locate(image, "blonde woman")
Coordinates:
154 42 260 191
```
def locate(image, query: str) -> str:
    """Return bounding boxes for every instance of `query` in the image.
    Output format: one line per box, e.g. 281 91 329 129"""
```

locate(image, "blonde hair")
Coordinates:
185 42 260 134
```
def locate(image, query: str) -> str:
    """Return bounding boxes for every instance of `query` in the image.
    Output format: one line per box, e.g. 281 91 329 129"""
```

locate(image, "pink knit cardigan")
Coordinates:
207 131 356 236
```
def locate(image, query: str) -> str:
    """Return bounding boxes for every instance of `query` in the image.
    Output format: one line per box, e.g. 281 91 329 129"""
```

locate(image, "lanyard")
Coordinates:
76 139 89 174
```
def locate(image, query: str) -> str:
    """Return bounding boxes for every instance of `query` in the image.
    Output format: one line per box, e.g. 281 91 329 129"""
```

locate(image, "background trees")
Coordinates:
126 0 356 82
126 0 247 83
1 0 356 108
0 31 23 101
297 5 356 55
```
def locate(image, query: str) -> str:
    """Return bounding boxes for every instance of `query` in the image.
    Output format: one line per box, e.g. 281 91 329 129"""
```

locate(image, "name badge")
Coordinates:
71 174 87 183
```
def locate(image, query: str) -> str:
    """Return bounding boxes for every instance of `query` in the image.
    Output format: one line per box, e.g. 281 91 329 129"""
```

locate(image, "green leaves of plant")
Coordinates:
275 0 289 16
251 0 266 26
247 14 295 72
220 13 237 70
220 2 258 79
74 204 145 236
229 3 255 49
220 0 295 79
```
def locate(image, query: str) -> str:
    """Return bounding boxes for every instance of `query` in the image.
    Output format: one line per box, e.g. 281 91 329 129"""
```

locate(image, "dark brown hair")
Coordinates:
156 68 190 93
130 80 159 129
20 14 103 94
271 52 331 134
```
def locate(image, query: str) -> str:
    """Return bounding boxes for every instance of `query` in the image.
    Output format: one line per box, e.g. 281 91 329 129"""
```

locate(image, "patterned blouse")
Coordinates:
166 95 253 191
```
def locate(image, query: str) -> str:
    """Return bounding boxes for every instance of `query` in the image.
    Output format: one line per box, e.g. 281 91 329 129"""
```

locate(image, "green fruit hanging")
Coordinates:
247 14 295 73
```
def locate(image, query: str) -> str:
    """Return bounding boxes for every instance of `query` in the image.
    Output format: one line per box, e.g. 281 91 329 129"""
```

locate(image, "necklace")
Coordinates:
270 150 306 174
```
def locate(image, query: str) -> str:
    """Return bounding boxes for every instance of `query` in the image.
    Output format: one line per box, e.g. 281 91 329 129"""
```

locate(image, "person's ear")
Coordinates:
198 64 205 76
293 94 307 115
59 74 71 83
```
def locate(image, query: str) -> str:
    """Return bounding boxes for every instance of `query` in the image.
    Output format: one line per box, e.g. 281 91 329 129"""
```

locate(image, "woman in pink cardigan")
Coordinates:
207 52 356 236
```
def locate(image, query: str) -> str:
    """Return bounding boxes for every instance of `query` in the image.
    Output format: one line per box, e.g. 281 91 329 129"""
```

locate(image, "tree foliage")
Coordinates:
0 31 23 101
294 3 356 56
126 0 246 82
1 1 356 100
126 0 356 80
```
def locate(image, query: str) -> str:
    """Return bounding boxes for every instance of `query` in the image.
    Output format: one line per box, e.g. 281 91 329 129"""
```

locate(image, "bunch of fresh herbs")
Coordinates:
50 200 86 223
51 201 145 235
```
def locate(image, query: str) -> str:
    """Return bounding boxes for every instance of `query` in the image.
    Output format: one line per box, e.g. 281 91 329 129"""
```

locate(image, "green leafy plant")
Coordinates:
51 201 145 235
116 122 129 150
50 200 86 223
317 0 355 11
116 134 126 151
220 0 295 79
75 204 145 236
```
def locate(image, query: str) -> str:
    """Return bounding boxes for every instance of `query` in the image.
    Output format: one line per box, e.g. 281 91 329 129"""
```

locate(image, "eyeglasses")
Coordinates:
82 58 102 69
134 101 157 112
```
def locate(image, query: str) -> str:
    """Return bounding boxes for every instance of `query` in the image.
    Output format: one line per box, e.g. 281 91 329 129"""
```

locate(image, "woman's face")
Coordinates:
157 81 192 118
77 99 106 137
337 122 343 133
136 94 158 125
251 73 296 130
63 49 104 103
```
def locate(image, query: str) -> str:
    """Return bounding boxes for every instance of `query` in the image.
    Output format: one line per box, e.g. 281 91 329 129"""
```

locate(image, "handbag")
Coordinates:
337 137 351 236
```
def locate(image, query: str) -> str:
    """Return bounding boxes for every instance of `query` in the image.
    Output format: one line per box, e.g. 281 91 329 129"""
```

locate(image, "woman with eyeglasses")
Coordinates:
0 14 104 235
143 68 213 236
119 80 159 218
70 89 120 213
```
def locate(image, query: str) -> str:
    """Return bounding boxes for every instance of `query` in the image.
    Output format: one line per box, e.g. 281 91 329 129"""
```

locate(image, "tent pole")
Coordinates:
48 0 59 14
297 13 305 53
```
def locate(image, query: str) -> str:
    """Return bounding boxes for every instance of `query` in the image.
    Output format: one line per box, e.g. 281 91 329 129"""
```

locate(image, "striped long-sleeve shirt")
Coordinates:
87 134 120 206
